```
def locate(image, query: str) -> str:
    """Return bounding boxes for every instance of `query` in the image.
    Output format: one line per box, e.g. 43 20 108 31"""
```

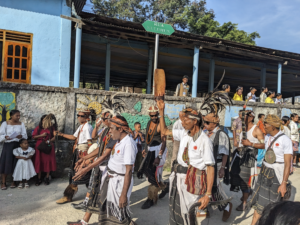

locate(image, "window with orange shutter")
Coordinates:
0 30 32 84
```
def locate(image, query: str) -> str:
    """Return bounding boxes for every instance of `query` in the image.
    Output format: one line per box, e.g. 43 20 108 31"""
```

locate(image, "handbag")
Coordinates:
264 134 285 164
38 134 52 155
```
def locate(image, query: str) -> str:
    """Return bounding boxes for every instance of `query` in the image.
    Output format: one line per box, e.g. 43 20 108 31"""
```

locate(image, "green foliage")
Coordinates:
133 101 142 112
91 0 260 45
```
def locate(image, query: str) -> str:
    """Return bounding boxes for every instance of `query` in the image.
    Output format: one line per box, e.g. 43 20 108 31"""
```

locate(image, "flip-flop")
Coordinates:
1 183 7 190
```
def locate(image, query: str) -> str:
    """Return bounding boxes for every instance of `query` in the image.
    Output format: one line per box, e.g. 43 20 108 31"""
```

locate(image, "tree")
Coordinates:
91 0 260 45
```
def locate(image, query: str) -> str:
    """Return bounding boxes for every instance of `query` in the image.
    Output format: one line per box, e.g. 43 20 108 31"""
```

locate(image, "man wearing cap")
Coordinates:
248 114 292 225
174 75 190 97
230 110 265 211
137 105 168 209
203 112 232 222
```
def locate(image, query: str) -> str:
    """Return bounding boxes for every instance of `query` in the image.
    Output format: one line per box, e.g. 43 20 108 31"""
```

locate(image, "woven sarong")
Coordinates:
247 165 281 215
98 171 133 225
69 149 91 185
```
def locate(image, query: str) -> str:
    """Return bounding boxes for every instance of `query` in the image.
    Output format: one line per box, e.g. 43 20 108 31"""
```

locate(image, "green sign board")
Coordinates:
142 21 175 36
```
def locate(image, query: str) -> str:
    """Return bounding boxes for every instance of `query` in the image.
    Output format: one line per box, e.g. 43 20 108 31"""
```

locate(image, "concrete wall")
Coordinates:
1 83 299 169
0 0 71 87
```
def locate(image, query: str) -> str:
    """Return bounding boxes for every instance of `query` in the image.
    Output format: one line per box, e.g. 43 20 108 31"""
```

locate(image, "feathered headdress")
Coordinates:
101 93 126 117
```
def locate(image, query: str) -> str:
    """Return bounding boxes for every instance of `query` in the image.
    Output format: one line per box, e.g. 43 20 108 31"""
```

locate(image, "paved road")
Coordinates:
1 170 299 225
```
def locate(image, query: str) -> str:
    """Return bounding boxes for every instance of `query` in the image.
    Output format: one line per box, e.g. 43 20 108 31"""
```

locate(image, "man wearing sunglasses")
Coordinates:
230 111 265 211
203 113 232 222
137 105 168 210
67 112 118 225
55 110 94 204
248 114 292 225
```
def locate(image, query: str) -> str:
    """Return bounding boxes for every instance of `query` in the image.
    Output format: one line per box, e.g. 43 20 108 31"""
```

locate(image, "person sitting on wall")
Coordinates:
259 87 268 103
174 75 190 97
265 91 275 103
233 86 243 101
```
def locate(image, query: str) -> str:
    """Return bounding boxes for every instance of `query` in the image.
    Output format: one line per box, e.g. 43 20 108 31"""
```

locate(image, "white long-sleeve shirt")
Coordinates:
0 121 27 143
289 120 299 142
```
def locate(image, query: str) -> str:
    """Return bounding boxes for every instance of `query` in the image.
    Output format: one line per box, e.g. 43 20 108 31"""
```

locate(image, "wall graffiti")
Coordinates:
134 101 142 112
0 92 16 124
165 103 185 119
76 95 102 115
121 113 172 130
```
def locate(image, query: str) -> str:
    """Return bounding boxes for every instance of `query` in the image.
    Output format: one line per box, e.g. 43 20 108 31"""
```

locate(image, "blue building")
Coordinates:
0 0 72 87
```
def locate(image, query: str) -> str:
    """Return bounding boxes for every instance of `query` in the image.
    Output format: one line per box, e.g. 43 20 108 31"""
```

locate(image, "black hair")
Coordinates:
222 84 230 91
19 138 28 145
267 91 274 97
134 122 141 126
9 109 20 120
282 116 290 124
258 114 265 119
290 113 298 119
239 110 243 113
183 75 189 79
236 86 243 92
261 87 268 92
276 93 282 98
257 201 300 225
89 108 97 122
250 87 257 91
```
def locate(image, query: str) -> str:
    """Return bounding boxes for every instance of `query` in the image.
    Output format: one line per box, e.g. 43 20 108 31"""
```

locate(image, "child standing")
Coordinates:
13 139 37 189
131 122 145 172
275 93 283 104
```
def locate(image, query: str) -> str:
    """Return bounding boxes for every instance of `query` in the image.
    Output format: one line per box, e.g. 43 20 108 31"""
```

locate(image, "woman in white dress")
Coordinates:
289 113 299 167
0 110 27 190
13 139 37 188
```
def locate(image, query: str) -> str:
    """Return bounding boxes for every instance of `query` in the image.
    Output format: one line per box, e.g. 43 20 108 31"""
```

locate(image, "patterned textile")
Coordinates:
142 151 158 186
231 117 242 145
247 165 282 215
169 174 187 225
69 149 91 185
185 165 207 195
98 174 133 225
292 140 299 152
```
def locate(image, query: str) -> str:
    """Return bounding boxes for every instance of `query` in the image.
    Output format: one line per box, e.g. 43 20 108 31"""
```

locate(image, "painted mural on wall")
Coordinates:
77 95 102 115
0 92 16 124
165 103 185 119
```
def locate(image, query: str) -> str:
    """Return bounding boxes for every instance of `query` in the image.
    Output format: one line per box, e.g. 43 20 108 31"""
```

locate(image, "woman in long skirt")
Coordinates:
32 114 57 185
0 110 27 190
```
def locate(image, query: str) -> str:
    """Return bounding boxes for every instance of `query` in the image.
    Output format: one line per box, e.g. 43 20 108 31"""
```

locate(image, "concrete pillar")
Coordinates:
105 43 111 91
260 65 266 88
192 46 200 98
208 59 215 92
277 63 282 93
147 48 154 94
73 25 82 88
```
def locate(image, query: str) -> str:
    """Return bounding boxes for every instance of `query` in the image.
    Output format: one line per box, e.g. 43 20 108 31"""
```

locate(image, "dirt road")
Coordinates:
1 170 299 225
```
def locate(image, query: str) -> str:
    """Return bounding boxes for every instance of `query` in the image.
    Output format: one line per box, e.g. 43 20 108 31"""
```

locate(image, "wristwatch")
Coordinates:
158 154 162 159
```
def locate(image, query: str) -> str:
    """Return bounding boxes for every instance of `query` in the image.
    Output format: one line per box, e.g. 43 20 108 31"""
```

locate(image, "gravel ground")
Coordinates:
1 169 299 225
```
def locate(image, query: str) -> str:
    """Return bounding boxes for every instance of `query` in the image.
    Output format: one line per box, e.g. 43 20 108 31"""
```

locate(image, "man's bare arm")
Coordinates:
119 165 133 208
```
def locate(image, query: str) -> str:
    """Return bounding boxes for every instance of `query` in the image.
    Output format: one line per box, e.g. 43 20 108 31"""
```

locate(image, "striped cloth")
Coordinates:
247 165 282 215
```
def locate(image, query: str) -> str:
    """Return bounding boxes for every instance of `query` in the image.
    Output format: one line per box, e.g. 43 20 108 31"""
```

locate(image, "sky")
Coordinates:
83 0 300 53
206 0 300 53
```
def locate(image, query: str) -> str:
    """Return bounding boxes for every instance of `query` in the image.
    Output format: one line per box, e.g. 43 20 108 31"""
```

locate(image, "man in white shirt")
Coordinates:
171 111 184 166
97 115 137 225
157 99 215 224
248 114 293 225
55 109 93 204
